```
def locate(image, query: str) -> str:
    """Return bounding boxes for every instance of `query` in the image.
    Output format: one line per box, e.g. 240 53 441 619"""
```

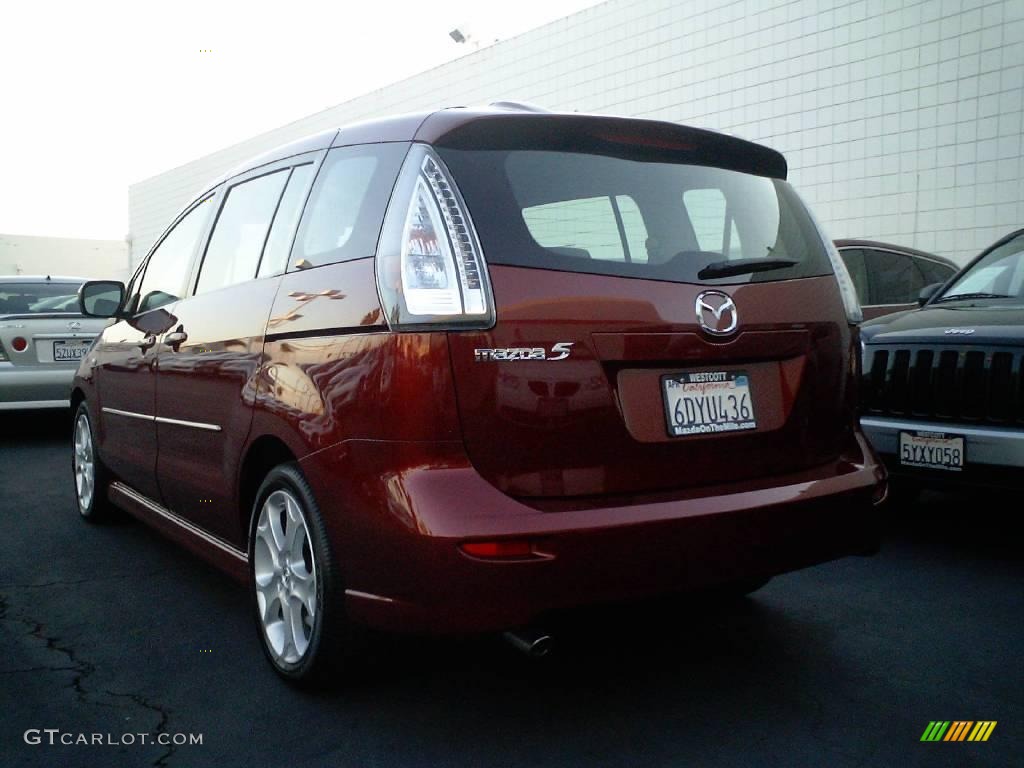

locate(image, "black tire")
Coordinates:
248 463 356 686
71 402 115 523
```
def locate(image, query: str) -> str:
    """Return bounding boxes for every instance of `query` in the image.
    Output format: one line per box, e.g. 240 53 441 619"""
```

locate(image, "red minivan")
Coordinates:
73 105 885 683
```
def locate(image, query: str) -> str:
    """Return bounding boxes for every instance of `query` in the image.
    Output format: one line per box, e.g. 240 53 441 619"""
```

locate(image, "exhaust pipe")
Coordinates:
503 629 553 658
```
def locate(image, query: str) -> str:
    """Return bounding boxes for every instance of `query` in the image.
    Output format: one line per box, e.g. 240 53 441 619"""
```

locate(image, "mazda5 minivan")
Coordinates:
73 104 885 683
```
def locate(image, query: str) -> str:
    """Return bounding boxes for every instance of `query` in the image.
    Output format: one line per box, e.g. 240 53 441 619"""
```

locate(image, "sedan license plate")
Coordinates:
898 430 965 471
662 371 756 437
53 340 90 362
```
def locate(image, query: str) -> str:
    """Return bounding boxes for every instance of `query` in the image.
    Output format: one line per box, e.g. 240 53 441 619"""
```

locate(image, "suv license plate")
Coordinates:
662 371 757 437
53 340 90 362
898 431 965 471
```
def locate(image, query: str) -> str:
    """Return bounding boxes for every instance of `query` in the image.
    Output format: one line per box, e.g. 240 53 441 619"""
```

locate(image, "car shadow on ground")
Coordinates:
0 409 71 444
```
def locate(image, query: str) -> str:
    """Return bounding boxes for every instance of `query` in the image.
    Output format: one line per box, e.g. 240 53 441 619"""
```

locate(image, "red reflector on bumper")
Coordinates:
460 540 534 559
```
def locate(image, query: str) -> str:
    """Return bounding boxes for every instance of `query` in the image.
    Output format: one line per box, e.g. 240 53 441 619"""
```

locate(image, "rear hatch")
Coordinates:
433 116 856 500
0 281 108 367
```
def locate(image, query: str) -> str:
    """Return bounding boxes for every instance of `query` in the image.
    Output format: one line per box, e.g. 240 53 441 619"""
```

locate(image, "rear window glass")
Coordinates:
438 149 831 285
0 283 83 315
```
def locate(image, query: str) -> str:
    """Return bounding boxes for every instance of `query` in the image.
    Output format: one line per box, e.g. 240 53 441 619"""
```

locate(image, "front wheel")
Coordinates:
249 463 354 685
72 403 114 522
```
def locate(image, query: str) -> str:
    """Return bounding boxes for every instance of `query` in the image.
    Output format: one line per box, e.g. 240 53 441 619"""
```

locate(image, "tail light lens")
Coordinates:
12 336 28 352
376 144 494 330
805 211 862 324
0 339 7 362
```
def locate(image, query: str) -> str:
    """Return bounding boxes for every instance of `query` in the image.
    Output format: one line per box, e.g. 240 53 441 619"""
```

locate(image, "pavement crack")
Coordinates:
105 690 177 768
22 614 99 705
3 591 176 765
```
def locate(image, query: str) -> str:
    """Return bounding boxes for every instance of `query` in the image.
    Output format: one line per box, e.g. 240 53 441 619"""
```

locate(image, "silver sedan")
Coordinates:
0 276 111 409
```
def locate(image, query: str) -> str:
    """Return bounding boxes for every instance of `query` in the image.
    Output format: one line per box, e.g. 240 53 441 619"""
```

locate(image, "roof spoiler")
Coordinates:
419 112 788 180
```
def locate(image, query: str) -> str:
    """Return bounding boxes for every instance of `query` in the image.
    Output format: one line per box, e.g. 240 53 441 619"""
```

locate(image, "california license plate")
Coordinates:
899 431 965 471
53 340 90 362
662 371 757 437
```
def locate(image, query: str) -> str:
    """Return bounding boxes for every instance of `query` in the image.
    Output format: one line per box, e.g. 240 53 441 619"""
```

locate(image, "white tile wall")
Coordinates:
129 0 1024 267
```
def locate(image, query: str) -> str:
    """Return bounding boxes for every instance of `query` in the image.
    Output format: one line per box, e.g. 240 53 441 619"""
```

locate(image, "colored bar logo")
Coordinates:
920 721 997 742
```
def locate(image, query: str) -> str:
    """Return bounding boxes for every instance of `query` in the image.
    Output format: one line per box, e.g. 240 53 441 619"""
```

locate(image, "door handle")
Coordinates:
164 330 188 349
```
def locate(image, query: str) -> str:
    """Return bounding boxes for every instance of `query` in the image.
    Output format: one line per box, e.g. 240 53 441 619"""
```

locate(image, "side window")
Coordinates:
258 164 315 278
137 198 213 314
839 248 869 304
195 170 289 295
291 143 408 268
918 258 955 287
521 194 648 262
864 249 925 305
682 188 742 257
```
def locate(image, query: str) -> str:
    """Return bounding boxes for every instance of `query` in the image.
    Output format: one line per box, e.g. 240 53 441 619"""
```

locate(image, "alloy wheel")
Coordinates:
253 489 318 665
73 413 95 513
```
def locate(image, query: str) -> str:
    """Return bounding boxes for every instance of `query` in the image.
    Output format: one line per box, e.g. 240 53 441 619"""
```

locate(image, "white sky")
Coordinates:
0 0 603 241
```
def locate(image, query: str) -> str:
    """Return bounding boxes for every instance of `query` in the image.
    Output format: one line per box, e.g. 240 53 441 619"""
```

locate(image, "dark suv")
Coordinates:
72 105 885 683
861 229 1024 492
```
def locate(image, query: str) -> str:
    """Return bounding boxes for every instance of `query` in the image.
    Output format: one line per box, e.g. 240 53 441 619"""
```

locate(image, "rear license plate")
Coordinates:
662 371 757 437
899 431 965 471
53 340 90 362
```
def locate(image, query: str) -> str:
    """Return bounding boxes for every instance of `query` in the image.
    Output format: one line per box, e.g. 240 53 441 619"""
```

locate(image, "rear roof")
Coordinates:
197 105 788 203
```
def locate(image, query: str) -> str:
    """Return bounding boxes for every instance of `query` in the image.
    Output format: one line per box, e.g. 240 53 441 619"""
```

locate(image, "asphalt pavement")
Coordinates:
1 411 1020 768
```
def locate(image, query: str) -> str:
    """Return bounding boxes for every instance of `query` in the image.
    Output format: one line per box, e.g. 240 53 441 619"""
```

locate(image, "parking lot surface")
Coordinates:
1 411 1020 768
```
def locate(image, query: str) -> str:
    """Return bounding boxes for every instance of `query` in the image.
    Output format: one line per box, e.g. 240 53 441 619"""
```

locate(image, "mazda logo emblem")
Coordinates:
695 290 738 336
67 320 82 330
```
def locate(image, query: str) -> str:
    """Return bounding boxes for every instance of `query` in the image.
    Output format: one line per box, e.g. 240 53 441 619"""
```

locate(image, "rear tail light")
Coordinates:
376 144 495 330
803 208 862 324
11 336 28 352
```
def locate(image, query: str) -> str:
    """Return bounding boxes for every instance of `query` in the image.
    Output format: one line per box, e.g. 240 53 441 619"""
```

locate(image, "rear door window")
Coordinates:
863 248 925 305
258 164 316 278
439 148 830 285
291 143 409 268
195 170 289 295
917 257 955 286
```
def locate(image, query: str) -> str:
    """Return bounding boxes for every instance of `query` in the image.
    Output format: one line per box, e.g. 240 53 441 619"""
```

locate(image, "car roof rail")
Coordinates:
487 101 550 113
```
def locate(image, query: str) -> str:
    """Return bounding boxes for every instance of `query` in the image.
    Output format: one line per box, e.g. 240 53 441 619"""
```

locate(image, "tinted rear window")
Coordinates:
0 283 83 315
439 149 831 285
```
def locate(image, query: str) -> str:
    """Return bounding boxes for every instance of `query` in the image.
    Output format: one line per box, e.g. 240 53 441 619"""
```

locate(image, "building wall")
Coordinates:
0 233 131 282
129 0 1024 268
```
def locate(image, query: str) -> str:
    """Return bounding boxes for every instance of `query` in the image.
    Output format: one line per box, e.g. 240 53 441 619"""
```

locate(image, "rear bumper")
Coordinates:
301 432 885 634
0 364 74 409
861 416 1024 489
